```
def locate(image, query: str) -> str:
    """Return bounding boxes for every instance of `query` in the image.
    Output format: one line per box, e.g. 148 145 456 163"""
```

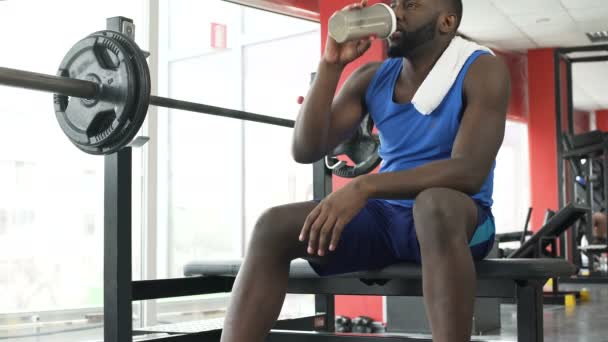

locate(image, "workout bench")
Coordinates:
175 206 587 342
176 258 575 342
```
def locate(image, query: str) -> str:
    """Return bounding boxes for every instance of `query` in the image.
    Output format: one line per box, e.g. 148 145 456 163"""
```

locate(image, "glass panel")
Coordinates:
493 120 532 235
166 53 244 275
155 0 319 327
0 0 145 340
242 31 319 243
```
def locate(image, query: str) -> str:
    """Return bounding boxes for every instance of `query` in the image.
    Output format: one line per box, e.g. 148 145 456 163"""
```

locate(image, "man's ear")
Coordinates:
438 13 457 34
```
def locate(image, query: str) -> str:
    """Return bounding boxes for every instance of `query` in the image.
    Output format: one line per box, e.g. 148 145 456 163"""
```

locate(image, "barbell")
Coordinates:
0 29 381 177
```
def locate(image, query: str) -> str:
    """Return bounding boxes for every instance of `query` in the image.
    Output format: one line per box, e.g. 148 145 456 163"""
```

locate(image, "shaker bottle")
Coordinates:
328 3 397 43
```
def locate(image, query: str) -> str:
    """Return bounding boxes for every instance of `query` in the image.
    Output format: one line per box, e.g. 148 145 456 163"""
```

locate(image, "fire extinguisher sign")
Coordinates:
211 23 227 49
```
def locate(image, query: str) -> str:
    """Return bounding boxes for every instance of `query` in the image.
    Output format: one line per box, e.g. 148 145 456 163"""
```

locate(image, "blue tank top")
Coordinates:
364 50 494 208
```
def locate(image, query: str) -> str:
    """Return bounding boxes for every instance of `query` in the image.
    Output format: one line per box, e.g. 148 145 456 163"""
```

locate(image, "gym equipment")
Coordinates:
325 114 382 178
554 44 608 283
334 315 352 333
306 71 381 179
0 31 294 155
507 204 587 259
496 207 533 258
184 258 575 342
0 28 382 177
496 204 587 305
370 321 386 333
561 130 608 278
54 30 151 154
351 316 374 333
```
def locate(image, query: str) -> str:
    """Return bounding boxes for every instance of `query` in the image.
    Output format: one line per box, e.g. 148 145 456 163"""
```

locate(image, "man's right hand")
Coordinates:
323 0 374 67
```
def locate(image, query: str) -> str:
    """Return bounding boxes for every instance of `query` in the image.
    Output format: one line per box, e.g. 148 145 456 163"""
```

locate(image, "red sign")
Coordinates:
211 23 227 49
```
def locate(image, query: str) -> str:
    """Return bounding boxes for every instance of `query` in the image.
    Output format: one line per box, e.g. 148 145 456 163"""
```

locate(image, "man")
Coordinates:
221 0 510 341
592 211 607 244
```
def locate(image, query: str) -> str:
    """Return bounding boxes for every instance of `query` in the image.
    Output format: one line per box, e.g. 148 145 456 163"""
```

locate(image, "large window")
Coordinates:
492 120 532 234
153 0 319 327
242 29 319 243
0 1 145 340
1 1 320 339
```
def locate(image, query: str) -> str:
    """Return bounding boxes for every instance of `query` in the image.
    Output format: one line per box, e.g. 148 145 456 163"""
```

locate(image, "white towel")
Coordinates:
412 36 494 115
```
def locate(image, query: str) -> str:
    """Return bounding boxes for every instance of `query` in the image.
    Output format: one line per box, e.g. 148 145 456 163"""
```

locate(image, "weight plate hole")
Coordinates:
87 110 116 138
94 45 120 70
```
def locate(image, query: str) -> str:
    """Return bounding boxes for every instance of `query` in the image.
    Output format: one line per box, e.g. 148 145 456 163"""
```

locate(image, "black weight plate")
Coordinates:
94 30 150 154
328 114 382 178
72 30 151 155
54 32 137 154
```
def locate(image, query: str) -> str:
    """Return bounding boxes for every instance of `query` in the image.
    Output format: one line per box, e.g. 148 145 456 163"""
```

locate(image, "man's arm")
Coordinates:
292 61 380 164
355 54 511 199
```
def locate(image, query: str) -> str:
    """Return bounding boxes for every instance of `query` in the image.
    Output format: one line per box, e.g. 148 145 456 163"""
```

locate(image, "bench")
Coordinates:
181 258 575 342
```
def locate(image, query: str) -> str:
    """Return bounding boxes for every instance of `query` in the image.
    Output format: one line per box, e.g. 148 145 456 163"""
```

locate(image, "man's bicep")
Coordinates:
326 62 380 152
452 55 511 183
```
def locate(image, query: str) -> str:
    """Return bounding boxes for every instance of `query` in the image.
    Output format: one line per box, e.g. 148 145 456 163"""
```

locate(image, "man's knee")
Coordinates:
250 206 301 256
413 188 473 249
252 207 287 243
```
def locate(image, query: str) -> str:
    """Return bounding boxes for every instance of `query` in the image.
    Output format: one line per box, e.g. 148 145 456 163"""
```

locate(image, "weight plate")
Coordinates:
55 32 137 154
95 30 151 155
327 114 382 178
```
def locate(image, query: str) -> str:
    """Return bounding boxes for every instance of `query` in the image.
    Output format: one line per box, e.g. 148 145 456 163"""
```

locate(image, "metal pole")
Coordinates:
555 51 568 260
149 95 295 128
0 66 98 99
104 149 133 342
0 66 295 128
566 61 574 136
105 17 134 342
565 59 575 263
555 51 565 209
569 55 608 63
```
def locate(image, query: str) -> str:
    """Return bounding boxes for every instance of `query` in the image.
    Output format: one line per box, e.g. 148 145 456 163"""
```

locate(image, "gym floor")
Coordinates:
396 283 608 342
3 284 607 341
489 284 608 342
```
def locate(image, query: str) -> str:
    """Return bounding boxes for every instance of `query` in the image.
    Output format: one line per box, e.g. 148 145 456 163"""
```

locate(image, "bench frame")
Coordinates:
128 273 546 341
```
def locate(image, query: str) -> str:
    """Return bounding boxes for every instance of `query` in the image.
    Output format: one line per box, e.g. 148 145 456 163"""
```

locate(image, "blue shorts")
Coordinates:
308 199 496 276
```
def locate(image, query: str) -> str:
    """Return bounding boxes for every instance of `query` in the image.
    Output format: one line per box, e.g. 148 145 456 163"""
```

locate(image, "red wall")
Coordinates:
495 51 529 122
527 49 559 231
275 0 319 12
574 110 590 134
597 110 608 131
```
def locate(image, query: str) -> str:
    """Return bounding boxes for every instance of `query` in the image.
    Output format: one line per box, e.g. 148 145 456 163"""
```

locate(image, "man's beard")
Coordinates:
387 15 438 58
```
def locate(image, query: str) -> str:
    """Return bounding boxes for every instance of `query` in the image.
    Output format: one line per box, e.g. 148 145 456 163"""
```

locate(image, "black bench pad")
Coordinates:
184 258 575 280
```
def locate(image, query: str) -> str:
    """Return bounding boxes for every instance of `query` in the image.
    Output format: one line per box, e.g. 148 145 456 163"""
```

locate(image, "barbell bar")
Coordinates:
0 30 295 155
0 66 296 130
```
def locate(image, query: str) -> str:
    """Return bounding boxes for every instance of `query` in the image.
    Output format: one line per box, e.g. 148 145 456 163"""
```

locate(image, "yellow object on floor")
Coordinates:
580 288 591 302
565 293 577 307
